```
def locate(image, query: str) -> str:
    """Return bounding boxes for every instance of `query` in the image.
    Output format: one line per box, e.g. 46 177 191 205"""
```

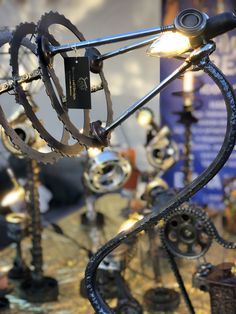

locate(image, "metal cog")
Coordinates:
10 22 89 160
0 29 61 164
161 204 212 259
37 11 113 147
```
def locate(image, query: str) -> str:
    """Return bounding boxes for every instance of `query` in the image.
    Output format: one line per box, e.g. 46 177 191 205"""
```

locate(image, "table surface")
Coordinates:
0 193 236 314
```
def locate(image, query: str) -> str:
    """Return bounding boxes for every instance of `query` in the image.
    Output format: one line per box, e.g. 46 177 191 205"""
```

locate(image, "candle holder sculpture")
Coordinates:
82 9 236 314
0 30 59 303
0 7 235 314
80 149 133 302
82 149 132 234
2 117 59 302
19 158 59 303
137 108 181 312
172 72 201 185
141 178 181 312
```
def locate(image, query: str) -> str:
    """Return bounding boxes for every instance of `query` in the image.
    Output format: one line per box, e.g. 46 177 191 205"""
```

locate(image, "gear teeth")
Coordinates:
9 21 86 159
0 28 60 164
37 11 113 148
161 202 236 254
160 203 213 259
2 12 113 163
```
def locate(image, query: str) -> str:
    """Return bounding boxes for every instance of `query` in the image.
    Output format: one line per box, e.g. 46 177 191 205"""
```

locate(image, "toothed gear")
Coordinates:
37 11 113 147
9 22 88 161
160 204 212 259
0 29 61 164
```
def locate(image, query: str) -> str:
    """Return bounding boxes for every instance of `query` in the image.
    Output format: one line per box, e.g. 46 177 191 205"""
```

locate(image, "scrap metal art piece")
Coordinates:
83 9 236 314
172 97 199 186
0 7 236 314
9 21 88 160
0 12 113 163
37 12 113 145
0 28 63 164
19 159 59 302
193 263 236 314
146 125 179 173
0 8 235 165
83 150 132 194
143 287 180 312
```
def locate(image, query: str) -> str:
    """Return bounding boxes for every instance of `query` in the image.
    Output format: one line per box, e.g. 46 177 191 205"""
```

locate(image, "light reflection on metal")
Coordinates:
83 150 132 193
1 168 25 207
136 108 154 128
119 213 144 232
0 106 47 156
146 126 179 173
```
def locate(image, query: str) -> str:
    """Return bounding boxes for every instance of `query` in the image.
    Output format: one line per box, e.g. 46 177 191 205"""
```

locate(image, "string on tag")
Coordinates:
74 47 81 63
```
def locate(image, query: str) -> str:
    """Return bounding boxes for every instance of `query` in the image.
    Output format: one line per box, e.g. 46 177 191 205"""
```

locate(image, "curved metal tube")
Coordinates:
84 60 236 313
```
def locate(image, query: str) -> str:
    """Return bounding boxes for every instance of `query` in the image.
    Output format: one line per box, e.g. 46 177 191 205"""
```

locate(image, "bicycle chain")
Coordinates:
158 204 210 314
37 11 113 147
159 203 236 250
158 203 236 313
159 204 212 314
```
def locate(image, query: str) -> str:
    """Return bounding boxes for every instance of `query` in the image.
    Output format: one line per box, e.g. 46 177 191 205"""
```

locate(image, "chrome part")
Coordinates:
0 107 45 156
142 177 169 203
47 25 175 56
146 126 179 173
84 150 132 194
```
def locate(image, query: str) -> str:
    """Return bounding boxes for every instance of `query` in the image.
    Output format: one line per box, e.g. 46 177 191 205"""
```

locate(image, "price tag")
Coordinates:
64 57 91 109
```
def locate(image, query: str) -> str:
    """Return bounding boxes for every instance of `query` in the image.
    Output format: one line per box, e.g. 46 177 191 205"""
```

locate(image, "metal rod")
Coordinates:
97 35 159 61
104 61 191 134
147 226 162 283
50 25 175 55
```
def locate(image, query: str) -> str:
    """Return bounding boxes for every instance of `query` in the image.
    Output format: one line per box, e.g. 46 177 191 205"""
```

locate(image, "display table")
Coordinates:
0 193 235 314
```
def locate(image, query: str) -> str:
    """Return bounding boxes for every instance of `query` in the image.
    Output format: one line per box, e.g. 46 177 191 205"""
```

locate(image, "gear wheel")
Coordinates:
37 11 113 147
161 204 212 259
0 29 61 163
10 22 92 160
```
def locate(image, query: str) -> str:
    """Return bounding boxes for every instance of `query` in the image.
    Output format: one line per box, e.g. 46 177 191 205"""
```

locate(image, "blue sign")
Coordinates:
161 0 236 210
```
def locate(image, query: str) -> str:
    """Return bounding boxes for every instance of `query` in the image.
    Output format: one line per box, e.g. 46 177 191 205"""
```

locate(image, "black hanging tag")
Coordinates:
64 56 91 109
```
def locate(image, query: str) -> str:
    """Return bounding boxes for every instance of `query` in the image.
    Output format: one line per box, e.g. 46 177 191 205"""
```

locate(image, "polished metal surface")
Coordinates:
146 126 179 173
83 150 132 193
0 106 45 156
103 60 192 136
95 36 159 61
85 56 236 313
48 25 175 56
